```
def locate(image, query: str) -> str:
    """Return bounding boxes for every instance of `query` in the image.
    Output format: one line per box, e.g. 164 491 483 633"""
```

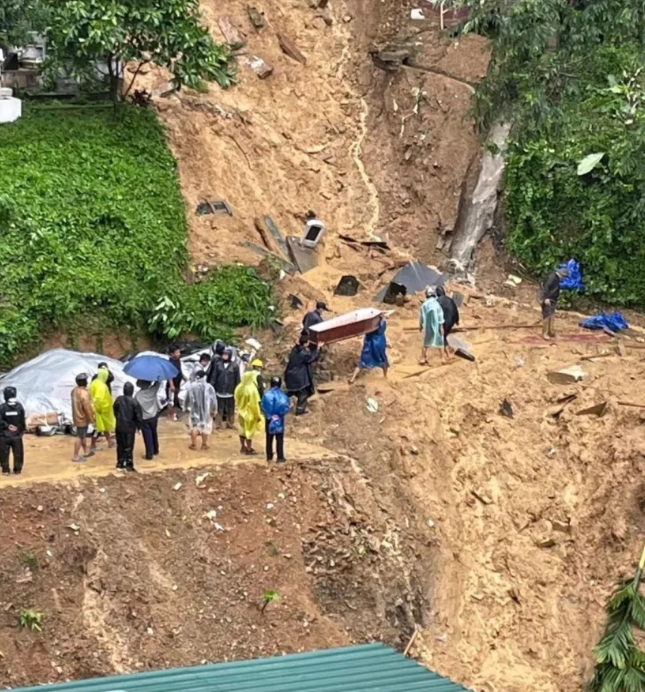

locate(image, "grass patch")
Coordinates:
0 106 273 365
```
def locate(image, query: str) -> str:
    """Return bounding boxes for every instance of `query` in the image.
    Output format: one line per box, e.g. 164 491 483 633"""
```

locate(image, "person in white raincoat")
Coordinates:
185 370 217 451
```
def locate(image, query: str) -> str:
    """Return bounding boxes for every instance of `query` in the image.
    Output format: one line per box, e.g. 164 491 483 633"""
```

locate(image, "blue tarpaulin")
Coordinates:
580 311 629 332
559 259 585 291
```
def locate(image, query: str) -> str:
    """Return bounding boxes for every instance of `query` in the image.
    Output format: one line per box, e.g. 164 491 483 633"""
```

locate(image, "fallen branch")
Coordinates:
403 627 419 657
618 401 645 409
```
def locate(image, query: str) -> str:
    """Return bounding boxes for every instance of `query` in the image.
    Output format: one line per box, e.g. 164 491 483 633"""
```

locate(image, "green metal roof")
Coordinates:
16 643 471 692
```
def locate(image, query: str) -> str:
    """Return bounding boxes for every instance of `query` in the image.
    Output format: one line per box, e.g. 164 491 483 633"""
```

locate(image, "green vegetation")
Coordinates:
459 0 645 305
21 551 40 570
45 0 236 107
0 0 50 47
260 590 280 614
0 107 273 366
20 608 43 631
589 546 645 692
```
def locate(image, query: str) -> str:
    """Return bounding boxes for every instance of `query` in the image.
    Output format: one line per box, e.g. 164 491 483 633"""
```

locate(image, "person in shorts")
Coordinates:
71 373 96 462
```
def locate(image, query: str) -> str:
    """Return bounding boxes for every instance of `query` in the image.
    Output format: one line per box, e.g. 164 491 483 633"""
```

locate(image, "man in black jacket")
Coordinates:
302 301 328 337
436 286 460 358
0 386 26 476
113 382 142 472
540 267 568 339
285 335 320 415
210 348 240 429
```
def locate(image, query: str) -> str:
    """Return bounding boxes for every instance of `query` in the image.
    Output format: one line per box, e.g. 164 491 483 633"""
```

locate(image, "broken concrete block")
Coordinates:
243 55 274 79
218 16 246 47
536 537 556 548
247 5 266 29
277 32 307 64
287 236 319 274
547 366 586 385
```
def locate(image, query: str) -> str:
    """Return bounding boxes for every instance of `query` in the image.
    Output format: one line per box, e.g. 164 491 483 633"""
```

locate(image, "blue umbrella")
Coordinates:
123 355 180 382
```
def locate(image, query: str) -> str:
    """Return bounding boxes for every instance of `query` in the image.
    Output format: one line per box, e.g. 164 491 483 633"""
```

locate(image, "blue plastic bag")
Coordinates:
559 259 584 291
580 311 629 332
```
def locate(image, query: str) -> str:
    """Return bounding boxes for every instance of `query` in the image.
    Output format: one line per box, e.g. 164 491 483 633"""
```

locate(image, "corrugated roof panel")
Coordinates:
16 643 471 692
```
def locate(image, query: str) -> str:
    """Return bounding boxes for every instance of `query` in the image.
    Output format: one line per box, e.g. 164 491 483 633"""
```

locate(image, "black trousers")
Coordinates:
140 417 159 460
116 431 135 469
0 437 24 473
293 389 310 415
217 396 235 422
266 430 285 461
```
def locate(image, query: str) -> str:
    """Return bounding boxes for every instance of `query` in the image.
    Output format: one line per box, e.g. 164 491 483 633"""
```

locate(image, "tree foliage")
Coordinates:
0 0 50 48
44 0 236 104
0 107 273 366
458 0 645 306
589 550 645 692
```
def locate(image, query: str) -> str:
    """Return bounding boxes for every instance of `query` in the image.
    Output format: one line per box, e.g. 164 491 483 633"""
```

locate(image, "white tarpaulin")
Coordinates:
0 348 134 426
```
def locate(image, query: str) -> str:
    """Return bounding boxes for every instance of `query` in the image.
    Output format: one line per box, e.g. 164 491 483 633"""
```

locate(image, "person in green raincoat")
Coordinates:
419 285 446 365
89 368 116 447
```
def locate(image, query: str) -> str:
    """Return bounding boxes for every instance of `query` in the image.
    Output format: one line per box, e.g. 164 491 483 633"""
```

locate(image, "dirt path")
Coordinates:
4 419 342 487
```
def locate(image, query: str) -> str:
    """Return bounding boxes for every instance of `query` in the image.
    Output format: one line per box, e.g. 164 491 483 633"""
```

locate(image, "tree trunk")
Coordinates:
106 53 120 115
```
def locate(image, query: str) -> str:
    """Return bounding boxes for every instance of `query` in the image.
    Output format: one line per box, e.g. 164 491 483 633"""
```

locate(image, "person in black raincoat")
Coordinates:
113 382 142 472
302 301 328 337
436 286 460 358
285 335 320 415
0 386 26 476
210 347 240 428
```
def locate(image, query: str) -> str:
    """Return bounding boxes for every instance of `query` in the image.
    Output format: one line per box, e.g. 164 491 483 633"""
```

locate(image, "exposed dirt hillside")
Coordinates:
0 456 431 687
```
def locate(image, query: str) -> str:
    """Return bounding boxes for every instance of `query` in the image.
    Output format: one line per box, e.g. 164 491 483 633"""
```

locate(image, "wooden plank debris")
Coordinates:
547 366 586 385
277 32 307 64
618 401 645 409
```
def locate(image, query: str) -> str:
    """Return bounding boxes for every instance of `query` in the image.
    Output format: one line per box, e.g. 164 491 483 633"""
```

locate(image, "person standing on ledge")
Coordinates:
285 335 320 415
540 267 568 340
0 387 26 476
113 382 142 472
261 376 291 465
419 286 445 365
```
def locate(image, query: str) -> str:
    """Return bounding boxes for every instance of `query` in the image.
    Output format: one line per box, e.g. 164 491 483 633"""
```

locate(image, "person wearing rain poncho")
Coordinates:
261 376 291 464
234 370 264 455
89 368 116 446
349 318 389 384
185 370 218 451
419 286 446 365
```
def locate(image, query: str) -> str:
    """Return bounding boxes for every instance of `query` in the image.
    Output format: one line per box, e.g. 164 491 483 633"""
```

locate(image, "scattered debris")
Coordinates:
504 274 523 287
173 482 182 491
196 200 232 216
536 537 556 549
286 236 319 274
547 366 586 385
367 397 379 414
334 275 359 296
67 523 80 533
242 242 297 274
195 472 211 488
576 401 609 417
382 282 407 305
500 398 514 419
618 400 645 409
548 394 578 418
218 17 247 47
247 5 266 29
204 510 218 522
263 216 290 258
289 294 304 309
471 489 493 505
375 261 446 302
410 8 425 19
277 33 307 65
242 55 274 79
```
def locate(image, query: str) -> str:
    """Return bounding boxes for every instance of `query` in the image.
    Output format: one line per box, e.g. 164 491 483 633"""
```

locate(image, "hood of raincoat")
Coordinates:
97 368 109 383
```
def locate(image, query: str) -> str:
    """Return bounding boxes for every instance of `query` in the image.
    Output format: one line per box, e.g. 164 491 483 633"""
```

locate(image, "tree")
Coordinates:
589 545 645 692
45 0 236 106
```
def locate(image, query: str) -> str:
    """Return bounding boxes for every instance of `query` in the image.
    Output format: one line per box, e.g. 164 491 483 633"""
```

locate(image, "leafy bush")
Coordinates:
0 107 273 366
505 46 645 305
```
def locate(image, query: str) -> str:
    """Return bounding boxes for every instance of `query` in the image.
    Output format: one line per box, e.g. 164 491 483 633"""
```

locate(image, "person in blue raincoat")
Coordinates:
420 285 446 364
349 318 389 384
261 376 291 464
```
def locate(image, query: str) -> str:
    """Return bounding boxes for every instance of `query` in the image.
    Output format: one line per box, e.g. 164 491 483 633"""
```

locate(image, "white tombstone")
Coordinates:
0 87 22 123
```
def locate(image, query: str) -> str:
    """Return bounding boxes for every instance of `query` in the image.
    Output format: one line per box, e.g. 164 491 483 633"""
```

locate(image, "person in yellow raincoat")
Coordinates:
89 368 116 448
234 370 264 455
